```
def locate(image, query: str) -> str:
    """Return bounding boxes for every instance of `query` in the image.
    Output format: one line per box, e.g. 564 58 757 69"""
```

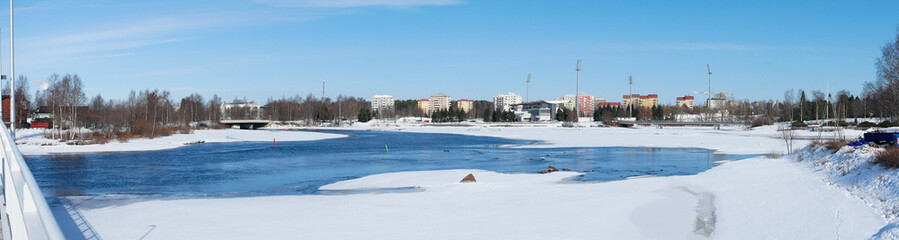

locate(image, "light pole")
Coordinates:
706 64 712 108
9 0 14 135
575 59 581 120
526 73 531 103
628 75 632 117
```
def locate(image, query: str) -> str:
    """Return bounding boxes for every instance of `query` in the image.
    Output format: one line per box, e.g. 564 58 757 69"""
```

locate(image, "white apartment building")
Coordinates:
371 95 395 117
493 92 522 111
428 94 451 114
555 94 577 110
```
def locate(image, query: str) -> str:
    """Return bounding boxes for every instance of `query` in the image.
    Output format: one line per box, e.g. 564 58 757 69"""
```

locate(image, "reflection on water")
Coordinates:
26 130 759 199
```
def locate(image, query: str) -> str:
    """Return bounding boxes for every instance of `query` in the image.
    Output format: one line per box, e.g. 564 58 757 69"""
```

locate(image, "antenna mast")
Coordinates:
321 77 325 101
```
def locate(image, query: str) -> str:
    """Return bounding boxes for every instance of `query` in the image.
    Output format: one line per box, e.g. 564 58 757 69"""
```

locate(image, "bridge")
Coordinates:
220 120 271 129
617 121 747 129
0 126 65 239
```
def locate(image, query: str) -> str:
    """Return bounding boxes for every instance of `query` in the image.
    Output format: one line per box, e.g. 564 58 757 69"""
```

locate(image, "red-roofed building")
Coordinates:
417 99 430 114
623 94 658 108
599 102 622 108
457 99 473 113
676 95 695 108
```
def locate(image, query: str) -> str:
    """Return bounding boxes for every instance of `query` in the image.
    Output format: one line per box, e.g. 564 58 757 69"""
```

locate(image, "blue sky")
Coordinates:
0 0 897 104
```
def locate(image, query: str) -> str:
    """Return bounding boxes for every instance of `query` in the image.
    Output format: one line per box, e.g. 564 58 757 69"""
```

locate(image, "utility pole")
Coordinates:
826 80 830 122
526 73 531 103
338 95 342 125
575 59 581 120
9 0 14 135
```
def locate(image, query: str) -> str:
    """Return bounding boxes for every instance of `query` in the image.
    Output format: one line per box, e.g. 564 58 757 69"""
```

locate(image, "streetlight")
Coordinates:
9 0 15 135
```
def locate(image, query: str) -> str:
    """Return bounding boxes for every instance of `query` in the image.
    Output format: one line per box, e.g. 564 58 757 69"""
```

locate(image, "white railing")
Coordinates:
0 126 64 240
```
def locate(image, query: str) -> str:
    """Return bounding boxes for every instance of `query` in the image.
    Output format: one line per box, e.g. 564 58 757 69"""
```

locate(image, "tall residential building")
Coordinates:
622 94 659 108
676 95 694 109
457 99 474 113
418 99 430 114
576 95 595 117
493 92 522 111
428 94 451 114
640 94 659 107
554 94 577 110
371 95 395 117
622 94 638 108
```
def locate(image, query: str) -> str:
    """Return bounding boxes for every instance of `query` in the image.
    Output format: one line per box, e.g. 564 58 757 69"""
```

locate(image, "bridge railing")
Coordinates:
0 126 65 240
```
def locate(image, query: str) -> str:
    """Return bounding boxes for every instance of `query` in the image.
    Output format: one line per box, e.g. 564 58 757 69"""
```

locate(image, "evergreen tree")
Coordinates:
357 108 372 122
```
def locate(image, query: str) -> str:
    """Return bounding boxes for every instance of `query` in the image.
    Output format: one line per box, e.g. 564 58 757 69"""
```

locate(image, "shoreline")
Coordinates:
15 128 348 156
17 123 863 156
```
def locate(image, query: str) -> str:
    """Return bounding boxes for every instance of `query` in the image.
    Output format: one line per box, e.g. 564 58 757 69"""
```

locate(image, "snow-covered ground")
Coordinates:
14 128 346 155
348 121 864 155
67 123 897 239
794 145 899 238
79 158 885 239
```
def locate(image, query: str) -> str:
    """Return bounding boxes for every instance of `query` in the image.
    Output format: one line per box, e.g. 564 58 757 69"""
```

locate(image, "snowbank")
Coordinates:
319 169 584 190
794 145 899 238
15 128 346 155
79 157 885 239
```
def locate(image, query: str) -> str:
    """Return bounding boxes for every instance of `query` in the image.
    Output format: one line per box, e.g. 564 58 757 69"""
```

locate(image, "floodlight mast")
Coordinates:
575 60 581 119
706 64 712 108
526 73 531 103
628 75 633 117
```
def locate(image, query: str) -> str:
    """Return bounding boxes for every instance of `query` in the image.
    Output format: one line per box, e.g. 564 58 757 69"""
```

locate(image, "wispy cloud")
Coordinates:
254 0 463 8
19 9 286 69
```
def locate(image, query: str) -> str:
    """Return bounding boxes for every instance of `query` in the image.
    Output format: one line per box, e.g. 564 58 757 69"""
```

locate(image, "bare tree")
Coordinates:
781 126 795 154
13 75 30 127
869 29 899 121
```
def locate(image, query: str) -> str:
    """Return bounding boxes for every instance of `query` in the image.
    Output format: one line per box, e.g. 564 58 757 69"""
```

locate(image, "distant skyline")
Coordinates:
0 0 897 105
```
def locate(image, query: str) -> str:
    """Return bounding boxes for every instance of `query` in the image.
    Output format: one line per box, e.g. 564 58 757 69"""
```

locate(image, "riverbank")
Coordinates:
14 128 346 155
71 124 890 239
300 122 865 155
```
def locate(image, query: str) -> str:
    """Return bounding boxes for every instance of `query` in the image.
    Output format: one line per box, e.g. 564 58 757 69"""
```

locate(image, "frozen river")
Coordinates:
26 130 758 199
24 129 761 239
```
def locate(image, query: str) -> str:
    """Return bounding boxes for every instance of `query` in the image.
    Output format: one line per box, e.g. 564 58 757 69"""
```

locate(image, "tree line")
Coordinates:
9 27 899 142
